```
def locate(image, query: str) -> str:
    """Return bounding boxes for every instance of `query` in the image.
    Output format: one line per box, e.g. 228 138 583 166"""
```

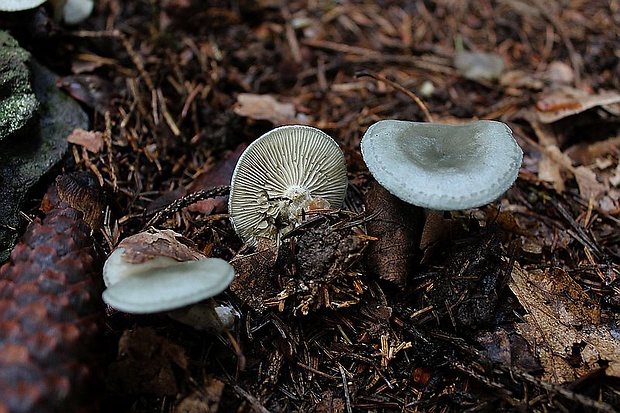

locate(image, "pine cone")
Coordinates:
0 173 104 413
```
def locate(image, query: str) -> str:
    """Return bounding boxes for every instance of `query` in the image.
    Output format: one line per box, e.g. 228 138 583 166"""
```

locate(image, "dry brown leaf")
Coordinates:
229 237 279 313
535 88 620 124
573 166 608 203
233 93 310 125
106 327 187 396
118 228 204 263
67 128 104 153
174 377 225 413
509 263 620 383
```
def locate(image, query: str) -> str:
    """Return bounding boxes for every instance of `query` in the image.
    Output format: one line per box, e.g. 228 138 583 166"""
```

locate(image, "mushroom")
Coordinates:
229 125 348 247
62 0 93 24
0 0 94 24
361 119 523 286
361 120 522 211
102 229 235 315
0 0 46 11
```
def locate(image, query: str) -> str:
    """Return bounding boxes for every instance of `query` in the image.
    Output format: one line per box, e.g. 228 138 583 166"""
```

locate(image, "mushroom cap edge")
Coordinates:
361 119 523 210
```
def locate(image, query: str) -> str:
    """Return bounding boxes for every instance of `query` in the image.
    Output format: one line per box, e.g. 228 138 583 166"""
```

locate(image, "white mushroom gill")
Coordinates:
229 125 348 247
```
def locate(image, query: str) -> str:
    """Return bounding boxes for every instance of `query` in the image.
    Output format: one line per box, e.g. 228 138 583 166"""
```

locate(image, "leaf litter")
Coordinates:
1 0 619 412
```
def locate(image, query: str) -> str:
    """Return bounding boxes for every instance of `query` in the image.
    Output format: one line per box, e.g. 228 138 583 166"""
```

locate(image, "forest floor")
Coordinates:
3 0 620 412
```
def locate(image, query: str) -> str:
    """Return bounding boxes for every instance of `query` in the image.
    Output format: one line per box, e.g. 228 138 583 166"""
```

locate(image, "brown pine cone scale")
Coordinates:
0 194 104 413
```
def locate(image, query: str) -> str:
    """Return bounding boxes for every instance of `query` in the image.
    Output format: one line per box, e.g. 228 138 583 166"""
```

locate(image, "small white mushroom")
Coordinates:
361 120 523 210
229 125 348 247
102 229 235 314
62 0 93 24
0 0 94 24
0 0 46 11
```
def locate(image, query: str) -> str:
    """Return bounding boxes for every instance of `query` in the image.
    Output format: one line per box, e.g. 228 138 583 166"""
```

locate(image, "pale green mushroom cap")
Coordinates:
103 253 235 314
0 0 46 11
361 120 523 210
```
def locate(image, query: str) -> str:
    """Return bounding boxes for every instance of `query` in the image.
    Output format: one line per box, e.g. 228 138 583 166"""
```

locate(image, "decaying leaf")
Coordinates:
535 88 620 124
187 143 246 214
233 93 310 125
67 128 104 153
106 327 188 396
174 376 225 413
229 237 279 313
509 263 620 383
117 228 204 264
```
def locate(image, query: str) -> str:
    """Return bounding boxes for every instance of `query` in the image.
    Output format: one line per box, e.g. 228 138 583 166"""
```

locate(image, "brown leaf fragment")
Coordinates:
106 327 187 396
535 88 620 124
117 228 205 264
187 143 246 215
233 93 310 125
564 136 620 166
229 237 279 313
509 263 620 382
476 328 541 372
573 165 607 203
364 181 424 287
66 128 104 154
174 377 225 413
315 391 345 413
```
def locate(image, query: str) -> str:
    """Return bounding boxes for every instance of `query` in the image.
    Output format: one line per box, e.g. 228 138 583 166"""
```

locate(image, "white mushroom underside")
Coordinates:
102 257 235 314
229 125 348 247
361 120 523 210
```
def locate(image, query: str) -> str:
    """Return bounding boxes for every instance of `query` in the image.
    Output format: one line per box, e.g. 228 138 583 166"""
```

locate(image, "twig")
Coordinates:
143 186 230 228
356 71 434 122
231 384 272 413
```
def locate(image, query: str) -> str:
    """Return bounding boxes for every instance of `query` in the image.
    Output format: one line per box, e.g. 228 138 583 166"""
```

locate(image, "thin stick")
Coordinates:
356 71 434 122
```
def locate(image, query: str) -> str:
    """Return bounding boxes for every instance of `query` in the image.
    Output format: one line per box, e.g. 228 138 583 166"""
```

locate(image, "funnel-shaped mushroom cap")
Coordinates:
361 120 523 210
63 0 94 24
102 229 235 314
102 254 235 314
229 125 347 247
0 0 46 11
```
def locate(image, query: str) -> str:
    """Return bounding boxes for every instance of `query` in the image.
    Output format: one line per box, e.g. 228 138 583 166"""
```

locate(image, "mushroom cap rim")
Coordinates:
102 257 235 314
0 0 46 11
361 119 523 210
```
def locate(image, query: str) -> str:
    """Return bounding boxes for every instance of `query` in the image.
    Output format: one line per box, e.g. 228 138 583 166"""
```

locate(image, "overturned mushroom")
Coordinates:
102 229 235 315
229 125 348 247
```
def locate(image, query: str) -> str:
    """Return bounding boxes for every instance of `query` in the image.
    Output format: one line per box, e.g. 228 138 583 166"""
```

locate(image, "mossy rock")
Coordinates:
0 30 39 143
0 31 88 262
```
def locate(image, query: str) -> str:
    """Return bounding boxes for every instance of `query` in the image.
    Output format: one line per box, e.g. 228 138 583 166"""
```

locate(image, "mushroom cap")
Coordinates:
361 120 523 210
102 256 235 314
0 0 46 11
62 0 93 24
229 125 348 246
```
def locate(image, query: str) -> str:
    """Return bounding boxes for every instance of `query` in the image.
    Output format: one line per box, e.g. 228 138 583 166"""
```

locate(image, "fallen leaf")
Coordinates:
573 166 607 203
106 327 187 396
453 51 504 82
117 228 204 264
187 143 246 214
233 93 310 125
174 376 225 413
509 263 620 383
229 237 279 313
536 88 620 124
67 128 104 153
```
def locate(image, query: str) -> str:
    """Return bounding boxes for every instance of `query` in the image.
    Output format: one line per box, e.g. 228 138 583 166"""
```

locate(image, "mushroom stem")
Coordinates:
365 181 425 287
